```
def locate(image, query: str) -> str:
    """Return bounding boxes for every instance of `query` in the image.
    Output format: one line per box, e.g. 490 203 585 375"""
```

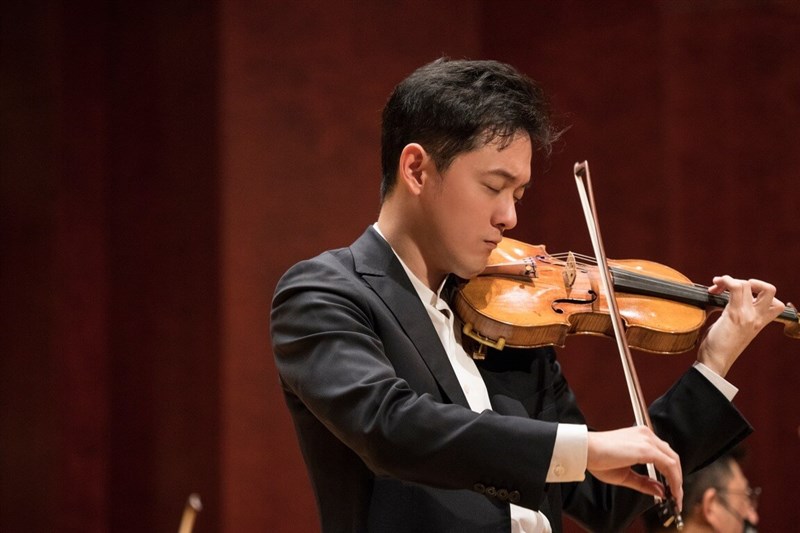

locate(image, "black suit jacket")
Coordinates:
271 227 752 532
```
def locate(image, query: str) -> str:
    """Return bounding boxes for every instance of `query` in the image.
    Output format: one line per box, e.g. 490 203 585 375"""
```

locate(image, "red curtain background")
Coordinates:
2 1 798 531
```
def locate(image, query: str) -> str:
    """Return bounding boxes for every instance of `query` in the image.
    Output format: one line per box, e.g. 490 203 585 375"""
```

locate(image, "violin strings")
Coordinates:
531 253 729 305
490 253 798 322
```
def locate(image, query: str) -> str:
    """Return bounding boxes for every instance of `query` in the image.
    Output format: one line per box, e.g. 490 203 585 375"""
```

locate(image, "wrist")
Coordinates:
696 348 730 378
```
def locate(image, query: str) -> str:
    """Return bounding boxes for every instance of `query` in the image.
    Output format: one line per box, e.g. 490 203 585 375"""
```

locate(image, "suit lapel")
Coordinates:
351 228 470 408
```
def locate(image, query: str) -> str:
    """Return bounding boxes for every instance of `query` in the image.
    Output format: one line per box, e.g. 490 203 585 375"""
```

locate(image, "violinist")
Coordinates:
270 57 785 533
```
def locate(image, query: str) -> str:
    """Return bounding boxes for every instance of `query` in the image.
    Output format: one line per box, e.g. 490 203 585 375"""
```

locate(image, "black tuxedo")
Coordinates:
271 227 751 532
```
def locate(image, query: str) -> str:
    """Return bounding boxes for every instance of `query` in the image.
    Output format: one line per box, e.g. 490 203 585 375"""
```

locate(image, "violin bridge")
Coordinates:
562 251 577 294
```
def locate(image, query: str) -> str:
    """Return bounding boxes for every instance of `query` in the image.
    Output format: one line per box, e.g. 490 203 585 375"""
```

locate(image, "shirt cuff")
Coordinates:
693 361 738 401
546 423 588 483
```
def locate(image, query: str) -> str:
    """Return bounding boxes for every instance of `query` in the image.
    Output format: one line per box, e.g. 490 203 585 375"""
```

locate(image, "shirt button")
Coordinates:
553 464 565 477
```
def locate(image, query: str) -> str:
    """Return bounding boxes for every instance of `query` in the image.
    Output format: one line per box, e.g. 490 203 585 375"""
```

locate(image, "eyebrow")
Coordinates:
486 169 531 189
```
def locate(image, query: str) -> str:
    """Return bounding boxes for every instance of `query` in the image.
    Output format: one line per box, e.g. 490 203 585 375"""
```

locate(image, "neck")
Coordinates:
376 209 446 290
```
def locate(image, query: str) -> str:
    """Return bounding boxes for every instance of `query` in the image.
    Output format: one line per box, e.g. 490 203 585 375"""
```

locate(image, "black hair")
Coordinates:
641 446 747 531
683 446 747 513
380 57 560 201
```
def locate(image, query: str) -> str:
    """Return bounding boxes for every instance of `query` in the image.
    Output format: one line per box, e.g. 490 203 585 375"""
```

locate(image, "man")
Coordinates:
642 448 759 532
680 449 759 532
270 58 784 532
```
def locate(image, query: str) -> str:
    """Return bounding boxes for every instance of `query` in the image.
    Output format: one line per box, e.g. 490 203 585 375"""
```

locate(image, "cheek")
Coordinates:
434 184 494 242
457 190 492 221
455 205 490 240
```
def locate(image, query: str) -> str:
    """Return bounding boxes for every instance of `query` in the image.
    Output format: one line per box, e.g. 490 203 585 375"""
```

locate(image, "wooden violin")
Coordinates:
455 160 796 528
454 237 800 359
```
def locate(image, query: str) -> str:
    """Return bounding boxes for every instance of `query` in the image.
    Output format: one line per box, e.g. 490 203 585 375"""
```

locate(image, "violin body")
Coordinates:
454 237 798 356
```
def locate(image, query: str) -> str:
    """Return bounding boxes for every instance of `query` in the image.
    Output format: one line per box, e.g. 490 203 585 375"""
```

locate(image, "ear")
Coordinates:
397 143 430 196
700 487 723 526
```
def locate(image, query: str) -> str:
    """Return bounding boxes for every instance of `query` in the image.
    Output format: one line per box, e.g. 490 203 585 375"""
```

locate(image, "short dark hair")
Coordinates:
641 447 747 531
684 446 747 514
380 57 560 201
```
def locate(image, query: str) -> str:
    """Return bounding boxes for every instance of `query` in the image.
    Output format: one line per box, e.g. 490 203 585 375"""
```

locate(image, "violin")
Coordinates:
455 160 796 529
454 237 800 359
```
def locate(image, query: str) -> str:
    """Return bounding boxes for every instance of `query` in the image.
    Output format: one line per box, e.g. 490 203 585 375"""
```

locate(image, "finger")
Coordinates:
748 278 784 312
663 472 683 512
651 432 680 462
715 275 748 305
708 276 727 295
709 274 745 297
715 276 782 312
747 278 776 299
652 457 682 506
642 434 683 503
614 469 666 500
614 437 682 505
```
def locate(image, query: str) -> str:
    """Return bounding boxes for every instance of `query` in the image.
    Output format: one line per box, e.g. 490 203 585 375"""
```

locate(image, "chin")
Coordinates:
455 262 488 281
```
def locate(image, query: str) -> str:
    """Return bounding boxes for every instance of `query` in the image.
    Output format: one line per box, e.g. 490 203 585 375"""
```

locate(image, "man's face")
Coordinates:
708 462 759 532
417 134 531 283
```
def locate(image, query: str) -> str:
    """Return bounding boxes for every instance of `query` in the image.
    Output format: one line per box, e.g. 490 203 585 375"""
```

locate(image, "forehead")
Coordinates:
457 133 532 176
483 131 532 155
726 461 749 489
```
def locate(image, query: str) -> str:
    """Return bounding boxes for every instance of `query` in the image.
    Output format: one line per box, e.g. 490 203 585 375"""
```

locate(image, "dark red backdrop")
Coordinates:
2 1 798 531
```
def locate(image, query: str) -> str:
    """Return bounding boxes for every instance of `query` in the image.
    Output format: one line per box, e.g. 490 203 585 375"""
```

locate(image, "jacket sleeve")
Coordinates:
560 367 752 532
271 253 564 511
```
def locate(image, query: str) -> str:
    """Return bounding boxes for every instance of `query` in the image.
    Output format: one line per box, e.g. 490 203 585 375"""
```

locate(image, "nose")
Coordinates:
493 195 518 232
746 506 759 526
